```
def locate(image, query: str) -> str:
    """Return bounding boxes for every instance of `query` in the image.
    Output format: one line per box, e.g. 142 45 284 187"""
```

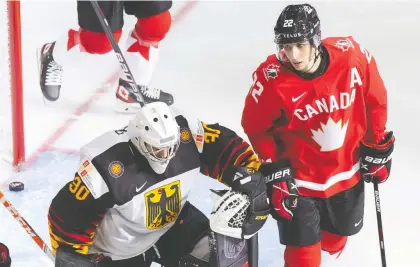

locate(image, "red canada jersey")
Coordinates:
242 36 388 198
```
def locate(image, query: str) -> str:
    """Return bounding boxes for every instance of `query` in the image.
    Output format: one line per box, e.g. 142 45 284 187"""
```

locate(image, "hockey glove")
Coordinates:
260 160 298 222
210 166 270 239
0 243 11 267
360 131 395 183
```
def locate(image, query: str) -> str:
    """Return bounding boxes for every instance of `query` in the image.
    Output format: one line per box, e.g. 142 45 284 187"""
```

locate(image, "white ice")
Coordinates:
1 1 419 266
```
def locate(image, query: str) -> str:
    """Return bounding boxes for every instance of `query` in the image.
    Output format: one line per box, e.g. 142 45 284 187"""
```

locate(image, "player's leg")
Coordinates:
154 201 210 266
154 201 249 267
54 245 155 267
110 251 155 267
319 179 365 257
39 1 124 101
115 1 173 113
278 197 322 267
72 1 124 53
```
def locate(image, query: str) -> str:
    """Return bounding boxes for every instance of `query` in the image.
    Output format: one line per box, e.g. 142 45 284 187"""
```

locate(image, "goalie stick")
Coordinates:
247 234 258 267
0 190 55 262
89 0 145 107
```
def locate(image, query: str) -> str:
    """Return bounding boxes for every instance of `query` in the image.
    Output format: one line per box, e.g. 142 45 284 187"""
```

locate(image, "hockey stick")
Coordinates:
0 190 55 262
247 233 258 267
373 182 387 267
90 0 145 107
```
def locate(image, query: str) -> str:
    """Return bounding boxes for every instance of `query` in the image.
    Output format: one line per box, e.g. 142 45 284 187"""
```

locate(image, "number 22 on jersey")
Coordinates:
249 72 264 103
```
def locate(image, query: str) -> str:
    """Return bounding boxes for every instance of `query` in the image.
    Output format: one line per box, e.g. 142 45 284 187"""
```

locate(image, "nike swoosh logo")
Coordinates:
292 92 307 102
136 182 147 193
354 218 363 227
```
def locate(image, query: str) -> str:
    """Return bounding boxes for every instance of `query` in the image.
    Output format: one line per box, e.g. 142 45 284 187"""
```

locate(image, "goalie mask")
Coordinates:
128 102 180 174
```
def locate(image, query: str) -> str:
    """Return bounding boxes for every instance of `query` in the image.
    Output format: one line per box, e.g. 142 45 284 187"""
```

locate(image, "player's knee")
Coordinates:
134 11 171 43
321 231 348 256
78 29 122 54
284 243 321 267
179 236 210 266
155 202 209 265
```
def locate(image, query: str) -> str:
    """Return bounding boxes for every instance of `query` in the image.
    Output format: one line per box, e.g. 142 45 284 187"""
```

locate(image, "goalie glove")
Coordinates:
209 166 270 239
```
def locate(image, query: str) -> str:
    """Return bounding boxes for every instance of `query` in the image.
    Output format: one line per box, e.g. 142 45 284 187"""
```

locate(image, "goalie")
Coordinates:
48 102 270 267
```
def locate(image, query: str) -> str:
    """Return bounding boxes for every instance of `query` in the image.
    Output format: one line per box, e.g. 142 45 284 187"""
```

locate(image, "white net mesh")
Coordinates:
0 1 13 164
215 191 250 229
227 193 250 228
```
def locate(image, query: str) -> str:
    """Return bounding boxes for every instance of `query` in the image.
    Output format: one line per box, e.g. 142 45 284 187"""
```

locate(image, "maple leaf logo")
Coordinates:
311 117 349 152
335 38 354 52
263 64 280 80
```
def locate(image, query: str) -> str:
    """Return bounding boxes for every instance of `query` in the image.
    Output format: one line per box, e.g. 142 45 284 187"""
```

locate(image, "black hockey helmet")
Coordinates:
274 4 321 48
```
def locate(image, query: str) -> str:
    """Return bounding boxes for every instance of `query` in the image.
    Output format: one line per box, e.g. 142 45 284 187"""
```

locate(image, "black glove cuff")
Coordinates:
259 160 294 186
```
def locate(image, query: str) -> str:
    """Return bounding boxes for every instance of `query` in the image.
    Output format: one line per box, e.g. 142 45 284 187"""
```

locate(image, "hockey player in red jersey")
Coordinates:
241 3 395 266
38 1 173 112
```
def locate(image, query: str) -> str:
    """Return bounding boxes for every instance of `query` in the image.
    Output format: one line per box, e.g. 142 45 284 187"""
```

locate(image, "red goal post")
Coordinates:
1 0 25 170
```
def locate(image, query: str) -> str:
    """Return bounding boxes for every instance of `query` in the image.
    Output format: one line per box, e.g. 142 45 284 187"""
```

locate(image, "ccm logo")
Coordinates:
255 215 268 220
364 155 391 165
264 169 291 183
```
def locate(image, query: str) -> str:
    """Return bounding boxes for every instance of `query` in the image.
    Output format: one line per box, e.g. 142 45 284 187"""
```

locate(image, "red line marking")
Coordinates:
171 1 198 23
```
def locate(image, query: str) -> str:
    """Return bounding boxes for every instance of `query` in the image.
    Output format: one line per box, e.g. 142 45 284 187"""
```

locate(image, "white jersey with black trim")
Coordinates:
79 111 204 260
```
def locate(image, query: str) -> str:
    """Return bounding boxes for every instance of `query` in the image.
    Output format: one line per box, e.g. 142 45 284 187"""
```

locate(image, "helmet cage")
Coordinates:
140 138 180 163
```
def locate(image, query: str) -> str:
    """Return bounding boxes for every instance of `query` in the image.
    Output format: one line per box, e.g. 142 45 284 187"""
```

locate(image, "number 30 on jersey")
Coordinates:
69 175 90 200
250 72 264 103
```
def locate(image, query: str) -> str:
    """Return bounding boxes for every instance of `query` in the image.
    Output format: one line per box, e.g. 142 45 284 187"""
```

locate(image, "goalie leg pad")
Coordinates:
55 247 112 267
179 253 209 267
155 201 210 266
209 230 248 267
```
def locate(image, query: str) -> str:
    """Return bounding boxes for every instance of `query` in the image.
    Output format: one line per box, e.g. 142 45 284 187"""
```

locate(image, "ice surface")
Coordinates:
1 1 419 266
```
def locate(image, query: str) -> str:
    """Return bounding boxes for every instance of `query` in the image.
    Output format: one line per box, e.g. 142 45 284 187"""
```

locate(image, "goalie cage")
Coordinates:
0 1 25 170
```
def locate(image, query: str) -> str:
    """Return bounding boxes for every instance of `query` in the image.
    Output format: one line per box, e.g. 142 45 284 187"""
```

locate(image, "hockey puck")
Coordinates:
9 181 24 192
